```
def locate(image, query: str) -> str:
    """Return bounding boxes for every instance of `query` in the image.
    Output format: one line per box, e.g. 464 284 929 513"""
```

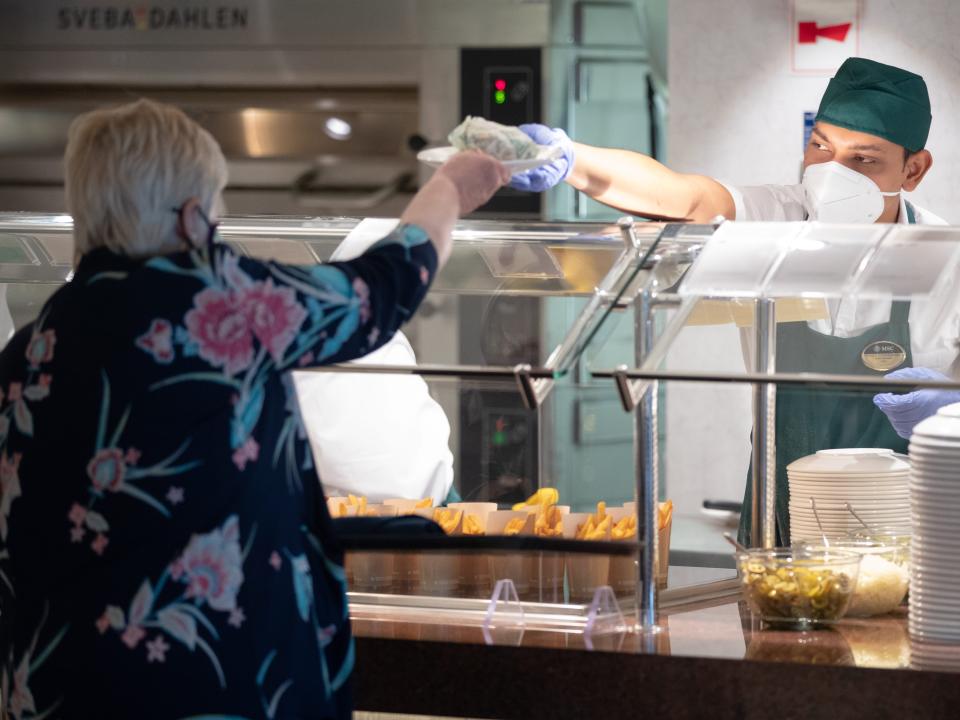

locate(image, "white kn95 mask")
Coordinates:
802 161 900 223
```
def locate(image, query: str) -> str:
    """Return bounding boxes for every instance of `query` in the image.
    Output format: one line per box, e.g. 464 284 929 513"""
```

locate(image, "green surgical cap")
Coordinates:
815 57 931 152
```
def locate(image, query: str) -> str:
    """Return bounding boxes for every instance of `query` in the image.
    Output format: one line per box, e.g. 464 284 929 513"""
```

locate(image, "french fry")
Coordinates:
533 505 563 537
462 514 484 536
658 500 674 530
414 497 433 509
575 501 612 540
504 517 527 536
511 487 560 511
611 514 637 540
433 508 463 535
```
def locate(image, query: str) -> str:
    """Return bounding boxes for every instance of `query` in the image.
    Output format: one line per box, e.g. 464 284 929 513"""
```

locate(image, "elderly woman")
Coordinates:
0 99 507 718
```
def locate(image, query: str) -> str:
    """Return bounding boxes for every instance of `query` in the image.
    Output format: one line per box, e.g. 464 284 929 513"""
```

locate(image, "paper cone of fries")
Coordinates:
563 511 611 603
346 504 399 593
623 501 673 587
448 503 497 596
419 507 464 596
487 510 535 597
383 498 435 593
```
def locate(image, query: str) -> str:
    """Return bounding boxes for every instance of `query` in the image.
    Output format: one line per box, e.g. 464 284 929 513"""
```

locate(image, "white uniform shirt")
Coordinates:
292 219 454 504
724 183 959 372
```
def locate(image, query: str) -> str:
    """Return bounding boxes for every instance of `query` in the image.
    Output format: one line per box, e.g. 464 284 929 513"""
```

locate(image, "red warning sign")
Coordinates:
797 21 852 44
791 0 860 75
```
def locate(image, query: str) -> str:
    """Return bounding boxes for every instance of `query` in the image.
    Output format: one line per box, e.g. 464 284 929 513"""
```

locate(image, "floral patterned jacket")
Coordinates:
0 224 436 719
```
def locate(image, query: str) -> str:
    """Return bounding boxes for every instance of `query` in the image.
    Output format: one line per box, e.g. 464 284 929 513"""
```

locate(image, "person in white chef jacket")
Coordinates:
293 219 455 505
510 57 960 545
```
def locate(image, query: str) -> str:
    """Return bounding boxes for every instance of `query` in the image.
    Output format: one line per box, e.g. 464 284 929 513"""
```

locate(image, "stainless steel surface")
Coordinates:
722 533 747 553
296 363 556 380
610 295 699 411
0 87 420 216
635 284 660 629
751 298 776 549
810 498 830 547
590 368 960 391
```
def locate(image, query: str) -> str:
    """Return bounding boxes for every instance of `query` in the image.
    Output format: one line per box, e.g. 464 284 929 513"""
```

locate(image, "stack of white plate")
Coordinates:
787 448 911 541
908 403 960 669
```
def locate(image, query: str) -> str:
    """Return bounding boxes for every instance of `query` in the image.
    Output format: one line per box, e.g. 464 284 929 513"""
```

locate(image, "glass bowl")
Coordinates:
808 540 909 617
738 547 861 629
846 527 912 562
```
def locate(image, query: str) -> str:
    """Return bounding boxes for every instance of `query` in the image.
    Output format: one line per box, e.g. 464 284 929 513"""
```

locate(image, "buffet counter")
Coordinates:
351 587 960 720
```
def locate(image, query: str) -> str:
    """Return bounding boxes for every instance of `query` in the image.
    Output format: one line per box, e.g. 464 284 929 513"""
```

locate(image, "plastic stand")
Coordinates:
482 578 525 646
584 585 627 651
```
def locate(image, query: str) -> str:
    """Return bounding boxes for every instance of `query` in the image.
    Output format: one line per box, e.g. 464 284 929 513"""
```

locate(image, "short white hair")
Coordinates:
65 98 227 261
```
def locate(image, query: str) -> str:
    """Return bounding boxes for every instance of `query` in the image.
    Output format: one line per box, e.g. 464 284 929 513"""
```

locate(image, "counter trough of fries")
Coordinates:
329 491 673 605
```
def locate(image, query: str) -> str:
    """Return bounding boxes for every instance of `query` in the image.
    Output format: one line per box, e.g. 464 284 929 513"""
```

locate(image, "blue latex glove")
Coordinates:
508 123 575 193
873 367 960 439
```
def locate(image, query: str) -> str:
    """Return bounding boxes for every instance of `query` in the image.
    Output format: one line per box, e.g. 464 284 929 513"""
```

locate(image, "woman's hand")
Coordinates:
400 151 510 265
433 150 511 215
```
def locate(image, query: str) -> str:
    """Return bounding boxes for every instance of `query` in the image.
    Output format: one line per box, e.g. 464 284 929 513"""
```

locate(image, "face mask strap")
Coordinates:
170 203 219 256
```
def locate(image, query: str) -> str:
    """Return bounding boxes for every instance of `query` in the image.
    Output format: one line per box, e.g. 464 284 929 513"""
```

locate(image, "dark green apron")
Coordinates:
738 202 917 546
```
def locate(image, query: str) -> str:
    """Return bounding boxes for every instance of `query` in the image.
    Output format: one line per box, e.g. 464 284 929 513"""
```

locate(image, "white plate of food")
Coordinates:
418 116 564 174
417 144 563 174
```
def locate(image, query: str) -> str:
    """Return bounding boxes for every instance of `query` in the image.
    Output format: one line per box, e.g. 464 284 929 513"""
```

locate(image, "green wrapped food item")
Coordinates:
448 116 540 161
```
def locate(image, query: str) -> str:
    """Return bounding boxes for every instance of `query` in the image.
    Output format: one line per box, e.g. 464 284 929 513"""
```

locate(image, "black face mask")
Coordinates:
171 204 218 255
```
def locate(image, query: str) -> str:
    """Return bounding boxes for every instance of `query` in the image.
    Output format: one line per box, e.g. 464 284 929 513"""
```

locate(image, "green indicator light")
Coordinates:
494 90 506 105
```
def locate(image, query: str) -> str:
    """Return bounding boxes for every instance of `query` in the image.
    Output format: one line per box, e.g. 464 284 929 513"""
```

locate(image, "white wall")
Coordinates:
663 0 960 543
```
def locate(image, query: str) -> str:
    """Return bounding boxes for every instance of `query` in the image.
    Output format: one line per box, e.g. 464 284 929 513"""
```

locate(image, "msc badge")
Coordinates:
861 340 907 372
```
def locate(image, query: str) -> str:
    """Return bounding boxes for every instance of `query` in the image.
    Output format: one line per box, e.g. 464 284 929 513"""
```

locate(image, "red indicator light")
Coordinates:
494 79 506 91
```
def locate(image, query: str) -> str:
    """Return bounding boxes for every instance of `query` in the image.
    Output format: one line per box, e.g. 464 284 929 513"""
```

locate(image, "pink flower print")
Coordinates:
367 326 380 347
245 279 307 363
121 624 146 649
297 351 315 367
0 451 22 541
68 503 87 526
228 607 246 628
125 447 141 466
95 613 111 635
7 383 21 402
184 287 254 375
420 265 430 285
135 319 175 364
231 436 260 471
166 486 185 505
146 634 170 663
25 328 56 369
173 515 244 612
352 277 372 324
70 526 85 543
87 447 126 493
269 551 282 571
91 533 109 556
9 658 36 720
